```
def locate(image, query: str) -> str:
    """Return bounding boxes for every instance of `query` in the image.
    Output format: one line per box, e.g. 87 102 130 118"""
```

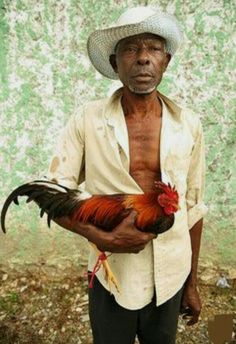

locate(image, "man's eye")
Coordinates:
126 47 136 52
122 46 137 53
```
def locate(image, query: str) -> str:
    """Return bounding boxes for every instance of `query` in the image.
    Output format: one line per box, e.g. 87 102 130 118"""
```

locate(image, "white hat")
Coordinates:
87 6 183 80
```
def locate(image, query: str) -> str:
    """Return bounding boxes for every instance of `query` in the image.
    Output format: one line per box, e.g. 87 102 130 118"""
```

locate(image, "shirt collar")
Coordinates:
156 90 182 121
103 87 183 168
104 87 182 125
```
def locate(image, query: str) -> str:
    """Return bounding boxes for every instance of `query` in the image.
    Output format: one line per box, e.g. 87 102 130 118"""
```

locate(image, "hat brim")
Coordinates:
87 13 183 80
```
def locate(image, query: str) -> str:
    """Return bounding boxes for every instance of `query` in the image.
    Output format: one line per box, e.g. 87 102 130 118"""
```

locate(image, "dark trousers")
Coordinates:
88 275 184 344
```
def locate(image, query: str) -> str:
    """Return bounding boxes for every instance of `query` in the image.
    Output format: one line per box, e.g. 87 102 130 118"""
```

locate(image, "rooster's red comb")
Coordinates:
154 181 178 197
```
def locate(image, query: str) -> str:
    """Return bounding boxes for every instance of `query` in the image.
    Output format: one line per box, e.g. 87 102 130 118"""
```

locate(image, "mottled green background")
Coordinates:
0 0 235 269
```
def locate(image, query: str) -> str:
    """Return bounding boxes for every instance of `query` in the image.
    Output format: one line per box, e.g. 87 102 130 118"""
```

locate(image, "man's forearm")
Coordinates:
52 214 155 254
52 216 110 248
187 218 203 285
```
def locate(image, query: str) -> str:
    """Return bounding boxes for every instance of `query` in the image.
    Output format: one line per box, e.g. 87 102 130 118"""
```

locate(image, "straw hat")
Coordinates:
87 6 183 80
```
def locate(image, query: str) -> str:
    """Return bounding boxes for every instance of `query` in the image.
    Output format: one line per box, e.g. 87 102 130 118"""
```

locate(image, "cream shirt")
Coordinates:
47 88 208 309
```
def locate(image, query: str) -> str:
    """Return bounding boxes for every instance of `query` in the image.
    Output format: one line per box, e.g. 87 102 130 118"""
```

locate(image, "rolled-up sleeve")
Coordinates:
186 118 208 229
46 110 85 189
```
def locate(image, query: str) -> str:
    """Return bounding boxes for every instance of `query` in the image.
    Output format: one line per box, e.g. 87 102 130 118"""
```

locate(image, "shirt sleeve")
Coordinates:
186 118 208 230
46 110 85 189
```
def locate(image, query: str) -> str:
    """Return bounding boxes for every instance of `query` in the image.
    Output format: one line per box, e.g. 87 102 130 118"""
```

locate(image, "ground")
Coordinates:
0 263 235 344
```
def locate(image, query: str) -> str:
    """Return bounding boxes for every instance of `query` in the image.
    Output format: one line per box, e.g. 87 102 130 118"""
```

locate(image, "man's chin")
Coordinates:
128 85 156 95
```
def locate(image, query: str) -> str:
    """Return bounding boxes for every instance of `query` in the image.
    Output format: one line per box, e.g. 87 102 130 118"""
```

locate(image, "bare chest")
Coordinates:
125 114 162 189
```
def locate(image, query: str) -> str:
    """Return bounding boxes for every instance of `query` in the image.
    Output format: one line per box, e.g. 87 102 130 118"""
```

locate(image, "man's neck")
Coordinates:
121 86 162 118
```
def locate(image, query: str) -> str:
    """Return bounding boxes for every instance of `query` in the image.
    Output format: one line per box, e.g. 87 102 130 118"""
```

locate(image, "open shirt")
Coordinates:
47 88 208 309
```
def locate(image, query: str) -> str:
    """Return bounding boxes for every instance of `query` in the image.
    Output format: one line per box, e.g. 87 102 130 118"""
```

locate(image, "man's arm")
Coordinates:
53 212 156 254
181 218 203 326
181 116 208 326
187 218 203 286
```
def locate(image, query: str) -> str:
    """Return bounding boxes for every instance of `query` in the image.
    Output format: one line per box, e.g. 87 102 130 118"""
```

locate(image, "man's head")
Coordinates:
87 6 183 81
109 33 171 94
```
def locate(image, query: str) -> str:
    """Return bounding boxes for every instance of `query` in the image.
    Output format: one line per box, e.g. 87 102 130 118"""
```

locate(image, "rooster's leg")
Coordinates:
89 243 120 293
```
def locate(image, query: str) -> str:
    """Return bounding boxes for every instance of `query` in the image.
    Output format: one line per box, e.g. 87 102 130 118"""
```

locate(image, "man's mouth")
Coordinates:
132 73 153 81
133 72 153 77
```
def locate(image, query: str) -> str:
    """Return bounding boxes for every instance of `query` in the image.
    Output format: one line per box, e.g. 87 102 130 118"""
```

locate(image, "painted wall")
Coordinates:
0 0 235 268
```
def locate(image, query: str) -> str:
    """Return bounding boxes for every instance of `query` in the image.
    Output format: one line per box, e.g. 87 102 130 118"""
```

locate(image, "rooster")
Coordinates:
1 180 179 292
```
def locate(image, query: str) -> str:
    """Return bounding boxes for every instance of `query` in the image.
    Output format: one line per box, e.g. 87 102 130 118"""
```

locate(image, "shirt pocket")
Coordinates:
167 130 193 171
171 130 193 157
169 154 191 173
164 132 193 197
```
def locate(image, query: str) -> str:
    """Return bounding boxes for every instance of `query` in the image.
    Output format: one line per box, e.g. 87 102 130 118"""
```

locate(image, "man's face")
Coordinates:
110 33 171 94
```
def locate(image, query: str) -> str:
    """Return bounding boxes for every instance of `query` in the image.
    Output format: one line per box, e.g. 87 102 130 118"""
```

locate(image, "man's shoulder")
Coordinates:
181 106 201 126
82 97 110 115
160 92 202 132
73 97 110 126
181 107 203 142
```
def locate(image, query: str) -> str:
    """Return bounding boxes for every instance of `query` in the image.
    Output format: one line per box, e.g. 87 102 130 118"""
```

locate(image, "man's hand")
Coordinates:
96 211 156 253
53 211 156 254
180 282 202 326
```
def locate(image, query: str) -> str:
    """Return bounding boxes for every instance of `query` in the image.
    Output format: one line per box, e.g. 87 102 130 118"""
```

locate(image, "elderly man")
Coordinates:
48 6 208 344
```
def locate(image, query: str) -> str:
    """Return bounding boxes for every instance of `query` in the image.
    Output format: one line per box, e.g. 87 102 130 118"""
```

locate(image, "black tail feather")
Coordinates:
13 197 19 205
47 212 53 228
1 180 80 233
40 207 46 218
26 189 50 204
1 183 37 233
53 198 79 218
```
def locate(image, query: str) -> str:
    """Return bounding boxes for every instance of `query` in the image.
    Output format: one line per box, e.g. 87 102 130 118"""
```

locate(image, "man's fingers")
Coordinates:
181 308 192 317
133 249 143 254
182 308 200 317
187 314 199 326
130 244 146 253
179 307 185 314
123 212 158 241
181 306 200 326
180 303 188 314
124 210 137 224
147 233 157 241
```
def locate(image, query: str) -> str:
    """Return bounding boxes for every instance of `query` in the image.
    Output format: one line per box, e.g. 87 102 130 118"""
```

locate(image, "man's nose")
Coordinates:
136 48 150 65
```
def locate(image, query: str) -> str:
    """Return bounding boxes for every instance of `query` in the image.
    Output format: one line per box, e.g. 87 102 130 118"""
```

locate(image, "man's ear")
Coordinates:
163 53 171 72
109 54 118 73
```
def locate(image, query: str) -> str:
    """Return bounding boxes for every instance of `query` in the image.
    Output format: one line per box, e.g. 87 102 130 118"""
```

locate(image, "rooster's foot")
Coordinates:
102 258 120 294
90 243 120 293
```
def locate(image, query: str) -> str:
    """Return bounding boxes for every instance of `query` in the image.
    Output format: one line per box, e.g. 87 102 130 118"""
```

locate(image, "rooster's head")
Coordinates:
154 181 180 215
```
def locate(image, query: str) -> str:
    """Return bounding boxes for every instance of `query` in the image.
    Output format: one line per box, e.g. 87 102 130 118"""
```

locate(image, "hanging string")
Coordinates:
87 252 111 289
